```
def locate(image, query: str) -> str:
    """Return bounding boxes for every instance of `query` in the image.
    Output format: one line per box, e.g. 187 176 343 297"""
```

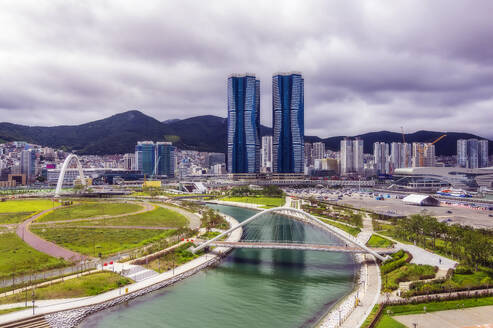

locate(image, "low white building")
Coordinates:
403 194 440 206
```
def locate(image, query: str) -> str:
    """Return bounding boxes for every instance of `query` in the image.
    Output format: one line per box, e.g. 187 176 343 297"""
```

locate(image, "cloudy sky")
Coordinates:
1 0 493 138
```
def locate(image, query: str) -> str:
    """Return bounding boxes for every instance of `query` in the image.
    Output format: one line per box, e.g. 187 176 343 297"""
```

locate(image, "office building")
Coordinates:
135 141 175 177
373 142 389 174
227 74 261 173
261 136 273 172
155 142 176 178
135 141 155 176
272 72 304 173
20 149 36 183
457 139 489 168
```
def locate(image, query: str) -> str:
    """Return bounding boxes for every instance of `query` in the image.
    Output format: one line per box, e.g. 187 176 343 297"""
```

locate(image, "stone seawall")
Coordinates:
44 252 228 328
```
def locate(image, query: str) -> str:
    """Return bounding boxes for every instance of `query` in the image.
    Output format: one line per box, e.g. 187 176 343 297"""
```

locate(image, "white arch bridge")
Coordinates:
55 154 87 197
193 207 391 261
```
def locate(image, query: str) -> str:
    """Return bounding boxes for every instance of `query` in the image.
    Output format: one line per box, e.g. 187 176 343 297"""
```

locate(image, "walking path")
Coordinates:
16 208 86 261
30 202 154 226
0 269 99 302
394 305 493 328
319 211 382 328
374 233 457 270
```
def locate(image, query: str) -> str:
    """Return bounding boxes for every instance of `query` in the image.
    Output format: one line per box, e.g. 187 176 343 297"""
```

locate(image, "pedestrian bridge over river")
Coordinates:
193 206 391 261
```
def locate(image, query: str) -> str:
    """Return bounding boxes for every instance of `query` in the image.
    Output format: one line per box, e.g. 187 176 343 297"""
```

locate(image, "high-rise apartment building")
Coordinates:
304 142 313 167
457 139 489 168
353 138 364 174
122 153 135 170
479 140 489 168
261 136 273 172
312 142 325 161
373 142 389 174
340 138 364 175
390 142 412 171
227 74 261 173
272 72 304 173
20 149 36 183
412 143 435 167
340 138 354 175
457 139 468 168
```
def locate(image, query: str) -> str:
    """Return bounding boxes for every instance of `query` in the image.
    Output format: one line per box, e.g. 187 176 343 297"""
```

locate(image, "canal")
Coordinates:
79 204 356 328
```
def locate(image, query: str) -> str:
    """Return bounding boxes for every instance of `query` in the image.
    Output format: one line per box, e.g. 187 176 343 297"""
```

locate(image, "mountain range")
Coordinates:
0 110 490 156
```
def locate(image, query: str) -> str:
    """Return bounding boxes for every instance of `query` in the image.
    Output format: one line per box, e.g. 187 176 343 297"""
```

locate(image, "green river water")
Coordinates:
79 204 356 328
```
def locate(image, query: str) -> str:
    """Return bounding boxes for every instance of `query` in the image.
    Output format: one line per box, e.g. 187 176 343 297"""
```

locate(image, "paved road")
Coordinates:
394 305 493 328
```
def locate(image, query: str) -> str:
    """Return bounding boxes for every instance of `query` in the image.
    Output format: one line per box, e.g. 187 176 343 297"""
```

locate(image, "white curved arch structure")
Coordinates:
55 154 86 197
194 207 387 261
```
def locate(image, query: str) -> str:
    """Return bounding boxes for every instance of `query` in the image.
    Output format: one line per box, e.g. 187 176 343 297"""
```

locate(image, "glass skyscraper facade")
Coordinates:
272 72 304 173
227 74 261 173
135 141 175 177
156 142 176 178
135 141 155 176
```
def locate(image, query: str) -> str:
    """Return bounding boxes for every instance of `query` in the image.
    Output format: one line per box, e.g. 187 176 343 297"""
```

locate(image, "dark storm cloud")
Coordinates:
1 0 493 138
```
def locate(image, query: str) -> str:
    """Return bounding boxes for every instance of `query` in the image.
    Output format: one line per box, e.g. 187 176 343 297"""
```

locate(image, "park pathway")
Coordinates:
30 202 154 226
16 208 87 261
16 202 158 261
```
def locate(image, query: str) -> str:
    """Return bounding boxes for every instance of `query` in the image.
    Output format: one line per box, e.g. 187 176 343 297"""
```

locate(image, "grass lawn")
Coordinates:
51 207 188 228
200 231 221 239
361 304 380 328
0 199 57 213
452 270 493 288
0 233 67 279
375 314 406 328
367 234 394 248
320 219 361 236
386 296 493 315
383 263 436 291
146 242 202 273
0 272 132 305
0 307 27 315
221 196 285 208
0 212 34 224
37 202 143 222
30 227 178 257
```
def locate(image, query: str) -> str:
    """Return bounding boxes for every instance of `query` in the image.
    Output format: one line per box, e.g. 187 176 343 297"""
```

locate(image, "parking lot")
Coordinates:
286 188 493 229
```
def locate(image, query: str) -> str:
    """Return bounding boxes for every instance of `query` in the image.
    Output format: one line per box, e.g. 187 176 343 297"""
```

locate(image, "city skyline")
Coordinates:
1 1 493 139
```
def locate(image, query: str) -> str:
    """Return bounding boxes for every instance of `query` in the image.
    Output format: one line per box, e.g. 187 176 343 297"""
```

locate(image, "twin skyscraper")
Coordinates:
227 72 304 174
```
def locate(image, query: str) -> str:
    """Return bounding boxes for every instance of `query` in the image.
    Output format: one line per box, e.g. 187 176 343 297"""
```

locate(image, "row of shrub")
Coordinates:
381 250 412 274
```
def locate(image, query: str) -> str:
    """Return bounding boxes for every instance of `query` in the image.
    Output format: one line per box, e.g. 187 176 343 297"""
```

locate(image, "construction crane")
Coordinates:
418 134 447 167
